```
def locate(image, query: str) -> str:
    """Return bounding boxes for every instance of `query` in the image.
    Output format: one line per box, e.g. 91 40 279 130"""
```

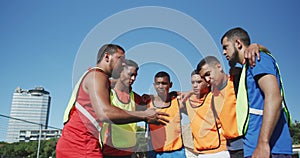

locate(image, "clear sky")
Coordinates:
0 0 299 141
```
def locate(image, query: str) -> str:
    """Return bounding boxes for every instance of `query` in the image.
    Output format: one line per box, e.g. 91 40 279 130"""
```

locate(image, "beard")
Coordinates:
110 60 123 79
111 68 121 79
229 48 239 68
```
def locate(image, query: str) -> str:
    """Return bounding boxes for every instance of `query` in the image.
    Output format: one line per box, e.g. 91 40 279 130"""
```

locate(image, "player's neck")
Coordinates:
238 47 247 64
153 95 171 108
191 94 200 100
114 81 131 93
96 63 111 77
189 94 205 105
212 74 228 92
113 89 131 103
156 93 171 103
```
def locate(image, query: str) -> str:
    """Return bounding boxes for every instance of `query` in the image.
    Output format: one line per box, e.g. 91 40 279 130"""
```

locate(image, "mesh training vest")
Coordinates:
149 97 183 152
102 89 137 149
186 93 227 153
236 51 292 135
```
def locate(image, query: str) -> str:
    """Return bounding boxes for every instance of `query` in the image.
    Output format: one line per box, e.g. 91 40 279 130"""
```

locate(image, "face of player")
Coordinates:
154 76 172 98
222 37 239 65
110 48 125 79
119 66 138 88
199 63 222 90
191 74 209 96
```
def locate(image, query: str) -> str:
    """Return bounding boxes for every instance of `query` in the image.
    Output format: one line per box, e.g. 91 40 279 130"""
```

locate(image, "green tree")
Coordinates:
0 138 58 158
41 138 58 158
289 120 300 145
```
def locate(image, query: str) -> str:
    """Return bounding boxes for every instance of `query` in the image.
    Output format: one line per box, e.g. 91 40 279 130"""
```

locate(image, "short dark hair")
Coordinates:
191 69 199 76
96 44 125 64
155 71 170 82
221 27 251 46
125 59 139 71
196 56 220 72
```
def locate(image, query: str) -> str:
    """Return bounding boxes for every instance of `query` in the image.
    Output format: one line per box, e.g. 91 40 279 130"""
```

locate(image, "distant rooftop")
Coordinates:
15 86 49 95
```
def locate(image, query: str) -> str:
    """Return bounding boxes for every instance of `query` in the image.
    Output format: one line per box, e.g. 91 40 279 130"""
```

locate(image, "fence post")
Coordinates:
37 124 42 158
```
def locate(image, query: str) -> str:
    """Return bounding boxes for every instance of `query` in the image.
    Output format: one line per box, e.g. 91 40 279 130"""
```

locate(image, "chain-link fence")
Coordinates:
0 115 8 142
0 114 61 158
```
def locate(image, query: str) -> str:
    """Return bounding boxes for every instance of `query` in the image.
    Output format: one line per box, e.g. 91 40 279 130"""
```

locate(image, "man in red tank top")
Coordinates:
56 44 169 158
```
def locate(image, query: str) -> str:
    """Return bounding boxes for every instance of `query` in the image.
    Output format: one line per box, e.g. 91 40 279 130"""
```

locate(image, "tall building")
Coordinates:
6 87 51 143
19 129 61 142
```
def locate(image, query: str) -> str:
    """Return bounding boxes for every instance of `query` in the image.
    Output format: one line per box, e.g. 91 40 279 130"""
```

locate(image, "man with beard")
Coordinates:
179 43 268 158
221 27 292 158
56 44 169 158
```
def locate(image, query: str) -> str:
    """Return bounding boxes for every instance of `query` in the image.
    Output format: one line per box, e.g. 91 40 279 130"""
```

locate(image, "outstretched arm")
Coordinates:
84 70 169 125
252 74 282 158
176 91 194 115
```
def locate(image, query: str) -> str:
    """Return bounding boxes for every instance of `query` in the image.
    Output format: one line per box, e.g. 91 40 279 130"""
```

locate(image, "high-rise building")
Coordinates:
6 87 51 143
19 129 61 142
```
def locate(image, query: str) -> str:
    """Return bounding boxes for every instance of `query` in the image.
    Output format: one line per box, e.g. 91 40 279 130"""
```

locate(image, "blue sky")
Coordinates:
0 1 299 141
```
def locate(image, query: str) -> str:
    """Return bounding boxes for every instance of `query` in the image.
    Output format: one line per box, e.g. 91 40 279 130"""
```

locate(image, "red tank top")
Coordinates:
56 69 106 158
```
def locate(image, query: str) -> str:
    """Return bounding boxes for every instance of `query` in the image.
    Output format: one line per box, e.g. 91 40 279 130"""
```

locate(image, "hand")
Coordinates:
252 141 270 158
243 43 261 67
179 91 194 103
143 108 169 125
